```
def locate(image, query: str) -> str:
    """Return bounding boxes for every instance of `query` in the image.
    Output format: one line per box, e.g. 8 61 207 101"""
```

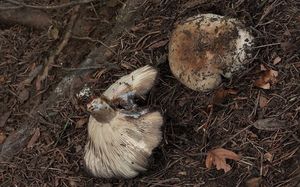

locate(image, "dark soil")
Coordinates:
0 0 299 186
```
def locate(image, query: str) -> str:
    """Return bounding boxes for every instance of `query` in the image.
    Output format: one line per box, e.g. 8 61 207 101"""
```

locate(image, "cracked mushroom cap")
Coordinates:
169 13 254 92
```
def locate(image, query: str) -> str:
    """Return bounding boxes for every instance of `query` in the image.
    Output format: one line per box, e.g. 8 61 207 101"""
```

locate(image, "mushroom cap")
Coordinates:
168 13 254 92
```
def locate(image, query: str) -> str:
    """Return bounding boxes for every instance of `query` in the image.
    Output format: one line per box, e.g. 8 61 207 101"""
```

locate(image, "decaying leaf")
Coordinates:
273 56 281 65
253 118 286 131
264 152 273 162
259 95 268 108
18 89 30 103
47 25 60 40
0 75 5 84
262 165 269 176
211 88 238 105
107 0 121 7
0 111 11 127
260 64 267 71
254 69 278 89
75 118 88 128
20 64 43 87
27 128 40 148
0 132 6 144
0 126 31 162
205 148 240 173
245 177 262 187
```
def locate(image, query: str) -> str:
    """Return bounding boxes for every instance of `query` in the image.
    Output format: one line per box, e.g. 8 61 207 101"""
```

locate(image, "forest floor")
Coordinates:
0 0 299 186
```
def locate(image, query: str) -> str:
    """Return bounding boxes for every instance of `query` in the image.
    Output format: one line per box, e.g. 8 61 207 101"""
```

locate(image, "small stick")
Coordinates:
72 36 117 55
36 5 80 90
220 124 254 147
3 0 97 10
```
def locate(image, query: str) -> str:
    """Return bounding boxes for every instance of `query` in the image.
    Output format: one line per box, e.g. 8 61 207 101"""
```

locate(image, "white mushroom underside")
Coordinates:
84 111 163 178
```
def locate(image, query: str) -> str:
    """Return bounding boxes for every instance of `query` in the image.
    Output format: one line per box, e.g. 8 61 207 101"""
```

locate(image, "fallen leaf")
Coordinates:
0 111 11 127
281 41 297 53
211 88 238 105
0 126 31 162
260 64 267 71
19 64 43 87
35 75 43 91
0 76 5 84
75 118 88 128
259 95 268 108
205 148 240 173
18 89 30 103
264 152 273 162
75 145 82 153
273 56 282 65
147 40 169 50
246 177 262 187
47 25 59 40
262 165 269 176
27 128 40 148
178 171 187 176
254 69 278 89
0 132 6 144
107 0 120 7
253 118 286 131
246 130 258 139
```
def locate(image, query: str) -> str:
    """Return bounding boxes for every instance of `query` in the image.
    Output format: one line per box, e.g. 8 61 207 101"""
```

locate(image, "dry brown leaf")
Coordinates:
264 152 273 162
273 56 282 65
260 64 267 71
0 132 6 144
253 118 286 131
107 0 121 7
75 118 88 128
205 148 240 173
47 25 59 40
246 177 262 187
27 128 40 148
211 88 238 105
19 64 43 87
259 95 268 108
254 69 278 89
0 75 5 84
262 165 269 176
18 89 30 103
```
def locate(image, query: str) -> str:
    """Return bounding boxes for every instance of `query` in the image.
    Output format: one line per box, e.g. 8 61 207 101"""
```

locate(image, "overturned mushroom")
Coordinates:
169 13 254 91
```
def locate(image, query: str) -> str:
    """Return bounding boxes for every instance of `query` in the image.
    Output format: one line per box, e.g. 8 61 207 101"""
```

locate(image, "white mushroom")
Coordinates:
84 65 163 178
168 13 254 92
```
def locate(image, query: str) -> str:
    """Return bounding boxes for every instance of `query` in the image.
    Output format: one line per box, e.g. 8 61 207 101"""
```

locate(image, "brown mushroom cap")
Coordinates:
168 14 253 92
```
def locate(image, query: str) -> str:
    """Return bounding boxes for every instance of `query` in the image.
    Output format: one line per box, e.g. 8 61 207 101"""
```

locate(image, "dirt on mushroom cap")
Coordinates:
168 13 254 92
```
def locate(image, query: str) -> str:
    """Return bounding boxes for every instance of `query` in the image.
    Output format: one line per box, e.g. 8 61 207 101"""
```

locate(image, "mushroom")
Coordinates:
168 13 254 91
84 65 163 178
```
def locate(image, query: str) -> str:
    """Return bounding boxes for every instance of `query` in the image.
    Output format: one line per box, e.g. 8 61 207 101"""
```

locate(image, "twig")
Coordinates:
220 124 254 147
3 0 97 10
36 5 80 91
0 5 22 10
72 36 117 55
149 178 181 187
252 42 281 49
62 63 119 71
